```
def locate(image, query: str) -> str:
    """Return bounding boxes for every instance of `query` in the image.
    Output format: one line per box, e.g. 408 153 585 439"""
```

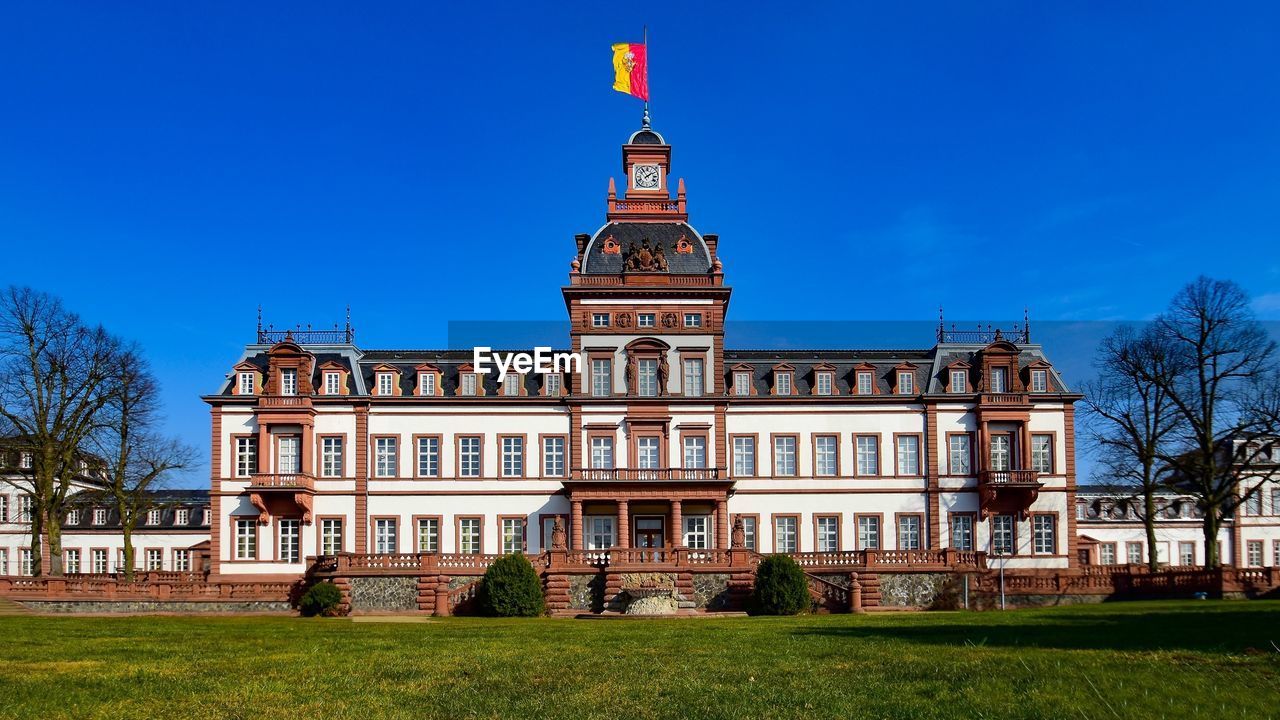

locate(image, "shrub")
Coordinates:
479 553 546 617
299 581 344 617
751 554 810 615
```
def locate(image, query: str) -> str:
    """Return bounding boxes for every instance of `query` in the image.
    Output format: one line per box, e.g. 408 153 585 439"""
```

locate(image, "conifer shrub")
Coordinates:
298 581 344 617
751 554 810 615
479 553 546 617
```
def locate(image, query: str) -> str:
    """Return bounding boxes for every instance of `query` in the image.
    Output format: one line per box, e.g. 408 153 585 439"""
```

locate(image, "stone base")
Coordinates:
20 600 293 613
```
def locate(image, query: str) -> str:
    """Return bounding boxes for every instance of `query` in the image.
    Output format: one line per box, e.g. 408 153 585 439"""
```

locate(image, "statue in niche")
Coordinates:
731 517 746 548
658 354 669 396
551 516 567 550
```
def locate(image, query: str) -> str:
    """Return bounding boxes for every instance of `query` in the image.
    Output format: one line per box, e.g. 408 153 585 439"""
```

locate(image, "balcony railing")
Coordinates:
980 469 1040 485
980 393 1029 405
258 395 311 408
248 473 315 491
573 468 724 482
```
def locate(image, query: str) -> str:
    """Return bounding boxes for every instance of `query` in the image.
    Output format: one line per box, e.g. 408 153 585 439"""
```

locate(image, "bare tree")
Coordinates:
86 346 196 581
0 287 118 576
1152 277 1280 567
1081 324 1184 570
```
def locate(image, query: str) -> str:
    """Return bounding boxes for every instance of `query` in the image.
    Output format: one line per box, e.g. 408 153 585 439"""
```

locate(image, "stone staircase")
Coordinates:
0 597 32 616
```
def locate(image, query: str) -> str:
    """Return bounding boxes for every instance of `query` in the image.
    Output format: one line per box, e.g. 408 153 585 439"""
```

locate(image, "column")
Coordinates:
1019 424 1032 471
571 500 584 551
257 423 270 473
716 499 729 549
670 499 683 548
617 499 630 548
301 423 314 476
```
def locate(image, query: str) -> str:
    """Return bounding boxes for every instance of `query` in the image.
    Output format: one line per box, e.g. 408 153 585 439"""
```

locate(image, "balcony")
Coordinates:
571 468 724 482
980 469 1040 485
248 472 315 492
978 468 1042 520
980 393 1029 406
258 395 311 409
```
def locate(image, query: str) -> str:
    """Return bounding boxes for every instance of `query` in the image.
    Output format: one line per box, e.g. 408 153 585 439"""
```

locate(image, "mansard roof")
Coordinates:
580 221 712 274
64 489 211 531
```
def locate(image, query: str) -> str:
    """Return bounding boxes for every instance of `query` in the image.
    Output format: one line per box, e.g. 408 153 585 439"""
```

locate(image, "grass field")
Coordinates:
0 601 1277 719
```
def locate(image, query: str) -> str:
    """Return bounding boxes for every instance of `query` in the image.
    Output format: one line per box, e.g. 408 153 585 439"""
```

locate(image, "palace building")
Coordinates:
202 121 1083 582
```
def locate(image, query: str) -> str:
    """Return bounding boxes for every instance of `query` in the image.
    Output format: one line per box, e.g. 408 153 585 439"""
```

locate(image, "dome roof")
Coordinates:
581 222 711 274
627 128 666 145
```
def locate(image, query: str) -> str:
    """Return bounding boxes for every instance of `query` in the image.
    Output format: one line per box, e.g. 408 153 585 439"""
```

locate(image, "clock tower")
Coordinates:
621 122 672 196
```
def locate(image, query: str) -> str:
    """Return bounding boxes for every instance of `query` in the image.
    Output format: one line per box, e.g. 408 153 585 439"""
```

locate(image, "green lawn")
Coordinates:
1 602 1277 719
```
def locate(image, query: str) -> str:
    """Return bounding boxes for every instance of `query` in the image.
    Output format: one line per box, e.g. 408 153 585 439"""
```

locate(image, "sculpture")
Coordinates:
658 354 669 396
551 516 567 550
731 516 746 548
623 239 668 272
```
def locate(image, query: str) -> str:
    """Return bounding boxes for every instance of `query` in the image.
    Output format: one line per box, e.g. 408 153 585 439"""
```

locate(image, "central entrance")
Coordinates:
634 516 665 559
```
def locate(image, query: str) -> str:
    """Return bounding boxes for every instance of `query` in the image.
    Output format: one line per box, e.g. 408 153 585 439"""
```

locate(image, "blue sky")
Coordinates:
2 3 1278 487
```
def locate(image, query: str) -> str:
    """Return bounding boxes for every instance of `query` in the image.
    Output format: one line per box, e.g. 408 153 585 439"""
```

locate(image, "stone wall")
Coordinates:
349 576 418 612
568 574 604 612
691 573 731 610
878 573 964 609
21 600 292 613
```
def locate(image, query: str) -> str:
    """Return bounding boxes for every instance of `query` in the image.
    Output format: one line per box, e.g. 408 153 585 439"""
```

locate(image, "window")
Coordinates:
683 437 707 469
856 372 873 396
19 549 33 576
949 435 972 475
591 359 612 397
683 313 702 328
951 515 974 551
65 549 80 574
235 519 257 560
636 437 661 469
775 372 792 396
1274 540 1280 568
638 313 655 328
949 370 967 393
173 550 191 572
420 372 437 396
1273 488 1280 516
91 549 107 574
145 548 163 571
1030 369 1048 393
814 435 837 476
324 372 341 395
991 515 1015 555
502 374 521 397
66 508 81 525
414 436 439 477
375 372 393 396
92 507 107 526
461 373 478 396
592 312 610 328
857 516 881 550
815 372 833 396
502 518 526 554
1032 515 1055 555
774 516 797 553
638 359 658 397
235 437 257 478
1126 542 1143 564
459 518 482 554
856 436 879 476
0 550 6 575
501 436 524 477
176 508 190 525
459 436 481 477
897 435 920 476
0 496 6 522
587 516 615 550
277 435 300 474
1246 540 1263 567
816 515 839 552
740 516 757 551
322 437 344 477
684 516 709 549
990 367 1008 393
375 518 398 554
279 519 300 563
19 451 33 469
590 437 614 469
544 373 562 396
280 368 298 396
732 437 756 477
16 495 32 523
898 516 921 550
1031 435 1053 473
375 437 398 477
682 358 704 397
773 436 796 476
146 509 161 526
1243 492 1262 516
733 371 752 396
238 372 255 395
417 518 439 552
322 518 344 555
1178 541 1195 566
989 435 1011 472
897 372 914 395
202 508 211 525
543 437 566 477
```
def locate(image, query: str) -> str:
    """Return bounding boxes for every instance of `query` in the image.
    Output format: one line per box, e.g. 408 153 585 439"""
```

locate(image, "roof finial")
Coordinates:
936 306 945 343
256 305 263 339
1023 307 1031 343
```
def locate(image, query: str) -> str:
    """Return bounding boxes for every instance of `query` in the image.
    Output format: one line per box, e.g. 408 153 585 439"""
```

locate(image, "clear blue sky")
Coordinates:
2 3 1278 487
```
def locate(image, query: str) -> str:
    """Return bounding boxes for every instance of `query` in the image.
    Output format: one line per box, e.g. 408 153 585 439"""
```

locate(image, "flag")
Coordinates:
611 42 648 101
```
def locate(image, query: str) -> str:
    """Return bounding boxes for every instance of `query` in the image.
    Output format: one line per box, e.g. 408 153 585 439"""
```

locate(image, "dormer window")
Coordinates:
815 372 833 396
461 373 478 396
856 372 873 396
684 313 702 328
638 313 656 328
92 508 107 526
502 374 521 397
147 509 161 526
419 372 437 397
950 370 967 393
377 372 394 396
544 373 562 396
324 371 341 395
176 508 189 525
897 372 915 395
734 371 752 396
990 367 1008 393
238 372 255 395
280 368 298 396
775 372 792 396
19 451 33 469
202 508 211 525
1030 369 1048 393
592 313 610 328
66 509 80 525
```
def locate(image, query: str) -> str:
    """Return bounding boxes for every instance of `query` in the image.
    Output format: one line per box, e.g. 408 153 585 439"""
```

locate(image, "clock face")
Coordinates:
634 164 661 190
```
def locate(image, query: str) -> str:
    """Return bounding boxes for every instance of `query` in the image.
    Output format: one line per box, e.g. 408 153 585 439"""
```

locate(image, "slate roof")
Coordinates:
63 490 211 531
581 222 712 274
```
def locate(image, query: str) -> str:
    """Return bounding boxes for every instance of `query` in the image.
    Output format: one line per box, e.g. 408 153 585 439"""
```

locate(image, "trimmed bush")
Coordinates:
479 553 546 617
299 581 344 617
751 554 810 615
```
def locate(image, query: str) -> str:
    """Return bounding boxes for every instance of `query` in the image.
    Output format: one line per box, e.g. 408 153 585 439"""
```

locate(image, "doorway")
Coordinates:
634 516 665 559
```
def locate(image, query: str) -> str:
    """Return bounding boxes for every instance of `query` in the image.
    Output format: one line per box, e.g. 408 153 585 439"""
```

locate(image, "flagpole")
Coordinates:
642 25 650 129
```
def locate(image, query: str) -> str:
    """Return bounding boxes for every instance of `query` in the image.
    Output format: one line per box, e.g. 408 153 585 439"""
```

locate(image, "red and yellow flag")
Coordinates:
611 42 648 101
